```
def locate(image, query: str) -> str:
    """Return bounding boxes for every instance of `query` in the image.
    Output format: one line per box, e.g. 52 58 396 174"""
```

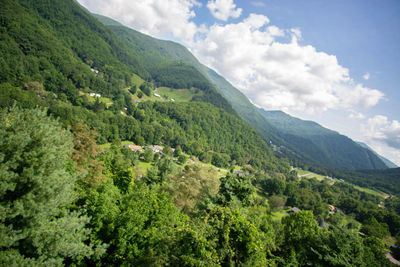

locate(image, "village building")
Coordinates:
144 145 163 154
90 68 99 74
124 144 142 152
328 204 335 214
89 92 101 98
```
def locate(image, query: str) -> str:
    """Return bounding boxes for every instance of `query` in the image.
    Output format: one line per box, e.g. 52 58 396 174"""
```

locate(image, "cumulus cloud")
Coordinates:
348 112 365 120
207 0 242 21
363 72 370 80
363 115 400 149
191 14 384 113
77 0 200 42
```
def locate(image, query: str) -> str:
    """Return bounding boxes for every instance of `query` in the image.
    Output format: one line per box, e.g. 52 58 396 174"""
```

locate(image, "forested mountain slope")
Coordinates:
0 0 285 172
94 13 388 171
357 142 398 168
259 110 388 170
0 0 233 113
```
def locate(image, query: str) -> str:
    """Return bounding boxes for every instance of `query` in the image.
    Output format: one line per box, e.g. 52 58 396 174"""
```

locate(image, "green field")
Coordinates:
353 185 386 199
156 87 202 102
295 168 386 199
270 207 291 221
81 92 113 107
131 73 145 87
296 168 327 181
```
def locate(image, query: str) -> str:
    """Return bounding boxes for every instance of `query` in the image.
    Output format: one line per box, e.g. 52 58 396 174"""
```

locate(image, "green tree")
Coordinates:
311 226 364 266
0 107 96 265
178 154 187 165
204 207 267 266
281 210 319 265
217 174 255 207
262 177 286 195
143 149 153 163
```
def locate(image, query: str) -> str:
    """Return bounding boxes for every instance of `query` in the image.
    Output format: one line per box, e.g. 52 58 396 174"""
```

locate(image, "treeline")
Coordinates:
0 105 394 266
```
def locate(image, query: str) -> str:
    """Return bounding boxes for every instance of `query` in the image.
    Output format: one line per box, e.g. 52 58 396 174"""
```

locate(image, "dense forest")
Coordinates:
0 0 399 266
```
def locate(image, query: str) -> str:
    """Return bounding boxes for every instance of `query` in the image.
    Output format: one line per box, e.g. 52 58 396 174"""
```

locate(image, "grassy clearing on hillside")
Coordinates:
131 73 145 87
296 168 328 182
270 207 291 221
80 91 113 107
156 87 202 102
295 168 386 199
353 185 385 199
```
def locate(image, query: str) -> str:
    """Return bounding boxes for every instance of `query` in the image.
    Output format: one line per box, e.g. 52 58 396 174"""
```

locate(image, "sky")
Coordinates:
77 0 400 166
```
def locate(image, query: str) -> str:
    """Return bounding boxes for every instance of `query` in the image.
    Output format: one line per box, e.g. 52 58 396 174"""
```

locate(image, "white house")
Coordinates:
89 93 101 98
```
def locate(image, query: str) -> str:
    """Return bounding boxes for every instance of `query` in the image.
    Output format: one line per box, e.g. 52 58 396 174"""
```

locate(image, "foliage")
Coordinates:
0 106 96 265
217 174 255 207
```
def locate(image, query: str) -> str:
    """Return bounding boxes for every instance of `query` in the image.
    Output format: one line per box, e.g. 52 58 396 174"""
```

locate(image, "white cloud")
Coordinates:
191 14 384 113
207 0 242 21
363 115 400 150
348 112 365 120
363 72 370 80
251 1 266 7
77 0 200 42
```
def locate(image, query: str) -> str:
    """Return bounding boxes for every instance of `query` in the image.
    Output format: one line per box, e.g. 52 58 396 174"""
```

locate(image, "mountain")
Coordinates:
0 0 233 115
1 0 388 172
259 110 388 170
357 142 398 168
93 14 235 114
0 0 286 173
93 13 388 171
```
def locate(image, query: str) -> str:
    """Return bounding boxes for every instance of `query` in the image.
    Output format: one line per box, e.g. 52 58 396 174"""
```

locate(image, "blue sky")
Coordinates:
78 0 400 165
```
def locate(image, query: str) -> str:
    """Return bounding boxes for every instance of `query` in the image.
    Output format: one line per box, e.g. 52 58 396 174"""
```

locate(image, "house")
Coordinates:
144 145 163 153
289 207 301 214
89 92 101 98
124 144 142 152
154 93 161 98
170 99 175 102
328 204 335 213
90 68 99 74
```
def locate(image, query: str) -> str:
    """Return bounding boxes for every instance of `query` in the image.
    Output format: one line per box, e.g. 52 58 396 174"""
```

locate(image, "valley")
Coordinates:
0 0 399 266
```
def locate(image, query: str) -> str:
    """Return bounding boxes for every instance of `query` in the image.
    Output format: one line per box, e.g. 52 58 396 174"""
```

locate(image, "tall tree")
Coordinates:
0 107 96 265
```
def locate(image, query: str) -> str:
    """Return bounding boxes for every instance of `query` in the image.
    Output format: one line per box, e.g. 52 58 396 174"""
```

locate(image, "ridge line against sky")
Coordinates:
77 0 400 166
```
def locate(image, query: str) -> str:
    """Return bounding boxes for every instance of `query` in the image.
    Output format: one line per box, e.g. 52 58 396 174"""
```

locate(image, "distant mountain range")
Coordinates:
357 142 397 168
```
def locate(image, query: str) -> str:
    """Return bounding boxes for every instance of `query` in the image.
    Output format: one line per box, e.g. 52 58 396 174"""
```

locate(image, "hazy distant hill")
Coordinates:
357 142 398 168
259 110 388 170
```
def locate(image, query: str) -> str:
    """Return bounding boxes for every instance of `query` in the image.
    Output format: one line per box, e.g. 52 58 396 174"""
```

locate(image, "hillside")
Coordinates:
1 1 398 266
93 13 389 171
357 142 398 168
0 0 233 115
259 110 388 170
93 14 235 114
